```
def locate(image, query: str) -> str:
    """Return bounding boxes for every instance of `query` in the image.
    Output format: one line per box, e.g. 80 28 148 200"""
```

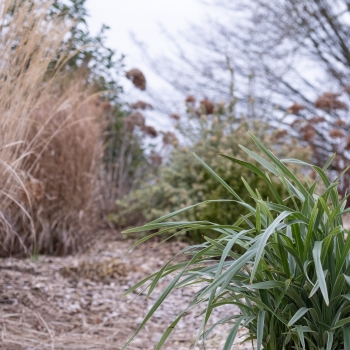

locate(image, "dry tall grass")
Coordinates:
0 0 104 256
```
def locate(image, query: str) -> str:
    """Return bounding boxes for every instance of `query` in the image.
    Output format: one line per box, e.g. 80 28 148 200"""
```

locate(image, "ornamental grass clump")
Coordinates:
123 132 350 349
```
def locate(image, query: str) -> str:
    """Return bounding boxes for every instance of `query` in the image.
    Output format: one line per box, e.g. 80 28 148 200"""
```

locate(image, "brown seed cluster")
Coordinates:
130 100 153 110
170 113 181 120
287 103 305 114
309 116 326 124
335 119 346 127
124 112 158 138
142 125 158 138
185 95 196 104
300 124 316 141
315 92 347 110
200 98 215 114
126 68 146 90
124 112 145 132
329 129 345 139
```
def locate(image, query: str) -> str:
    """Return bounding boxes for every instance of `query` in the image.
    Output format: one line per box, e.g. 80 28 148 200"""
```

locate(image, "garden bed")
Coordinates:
0 231 251 349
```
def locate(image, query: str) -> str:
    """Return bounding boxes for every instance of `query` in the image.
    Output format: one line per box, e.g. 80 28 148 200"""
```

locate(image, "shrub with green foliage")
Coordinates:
114 105 310 237
123 133 350 349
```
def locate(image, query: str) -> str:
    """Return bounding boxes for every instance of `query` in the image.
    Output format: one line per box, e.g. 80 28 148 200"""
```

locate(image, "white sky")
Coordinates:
85 0 208 129
86 0 206 85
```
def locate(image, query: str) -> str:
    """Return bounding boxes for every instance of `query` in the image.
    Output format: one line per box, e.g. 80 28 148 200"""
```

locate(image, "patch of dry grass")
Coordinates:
0 0 104 256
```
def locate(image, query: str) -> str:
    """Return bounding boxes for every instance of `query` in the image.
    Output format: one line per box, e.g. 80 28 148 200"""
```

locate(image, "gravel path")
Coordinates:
0 232 253 349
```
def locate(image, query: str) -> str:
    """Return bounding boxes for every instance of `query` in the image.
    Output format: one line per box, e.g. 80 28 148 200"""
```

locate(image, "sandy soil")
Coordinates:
0 231 252 350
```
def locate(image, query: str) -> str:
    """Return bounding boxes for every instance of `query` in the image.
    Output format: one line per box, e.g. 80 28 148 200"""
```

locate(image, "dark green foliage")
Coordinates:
115 107 310 240
123 133 350 349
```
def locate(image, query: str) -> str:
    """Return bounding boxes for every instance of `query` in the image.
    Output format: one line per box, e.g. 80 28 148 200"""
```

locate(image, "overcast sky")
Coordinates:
85 0 208 127
86 0 206 85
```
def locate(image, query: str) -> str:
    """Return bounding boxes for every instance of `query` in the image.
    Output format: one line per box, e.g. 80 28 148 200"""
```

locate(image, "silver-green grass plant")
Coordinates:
122 133 350 350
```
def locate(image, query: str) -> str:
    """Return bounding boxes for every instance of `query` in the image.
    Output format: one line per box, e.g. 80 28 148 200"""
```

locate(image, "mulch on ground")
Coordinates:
0 231 252 350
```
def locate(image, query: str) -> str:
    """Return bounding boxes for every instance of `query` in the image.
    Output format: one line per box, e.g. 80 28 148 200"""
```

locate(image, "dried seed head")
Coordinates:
170 113 181 120
163 131 179 147
323 92 341 99
287 103 305 114
200 98 215 114
335 119 346 127
129 112 145 127
315 92 347 110
309 116 326 124
124 112 146 132
329 128 345 139
300 124 316 141
130 100 153 110
142 125 158 138
185 95 196 104
126 68 146 90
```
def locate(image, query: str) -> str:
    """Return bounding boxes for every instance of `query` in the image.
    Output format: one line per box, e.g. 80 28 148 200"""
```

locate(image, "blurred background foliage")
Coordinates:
112 98 311 242
1 0 349 255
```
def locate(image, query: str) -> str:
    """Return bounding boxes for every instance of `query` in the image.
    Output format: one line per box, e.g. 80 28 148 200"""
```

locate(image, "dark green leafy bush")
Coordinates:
114 106 310 239
123 133 350 349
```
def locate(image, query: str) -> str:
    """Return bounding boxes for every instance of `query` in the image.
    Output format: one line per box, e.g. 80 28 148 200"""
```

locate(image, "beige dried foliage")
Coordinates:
0 0 104 256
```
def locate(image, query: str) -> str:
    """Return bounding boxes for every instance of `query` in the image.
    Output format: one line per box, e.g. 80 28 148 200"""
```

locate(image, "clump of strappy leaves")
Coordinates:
122 132 350 350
